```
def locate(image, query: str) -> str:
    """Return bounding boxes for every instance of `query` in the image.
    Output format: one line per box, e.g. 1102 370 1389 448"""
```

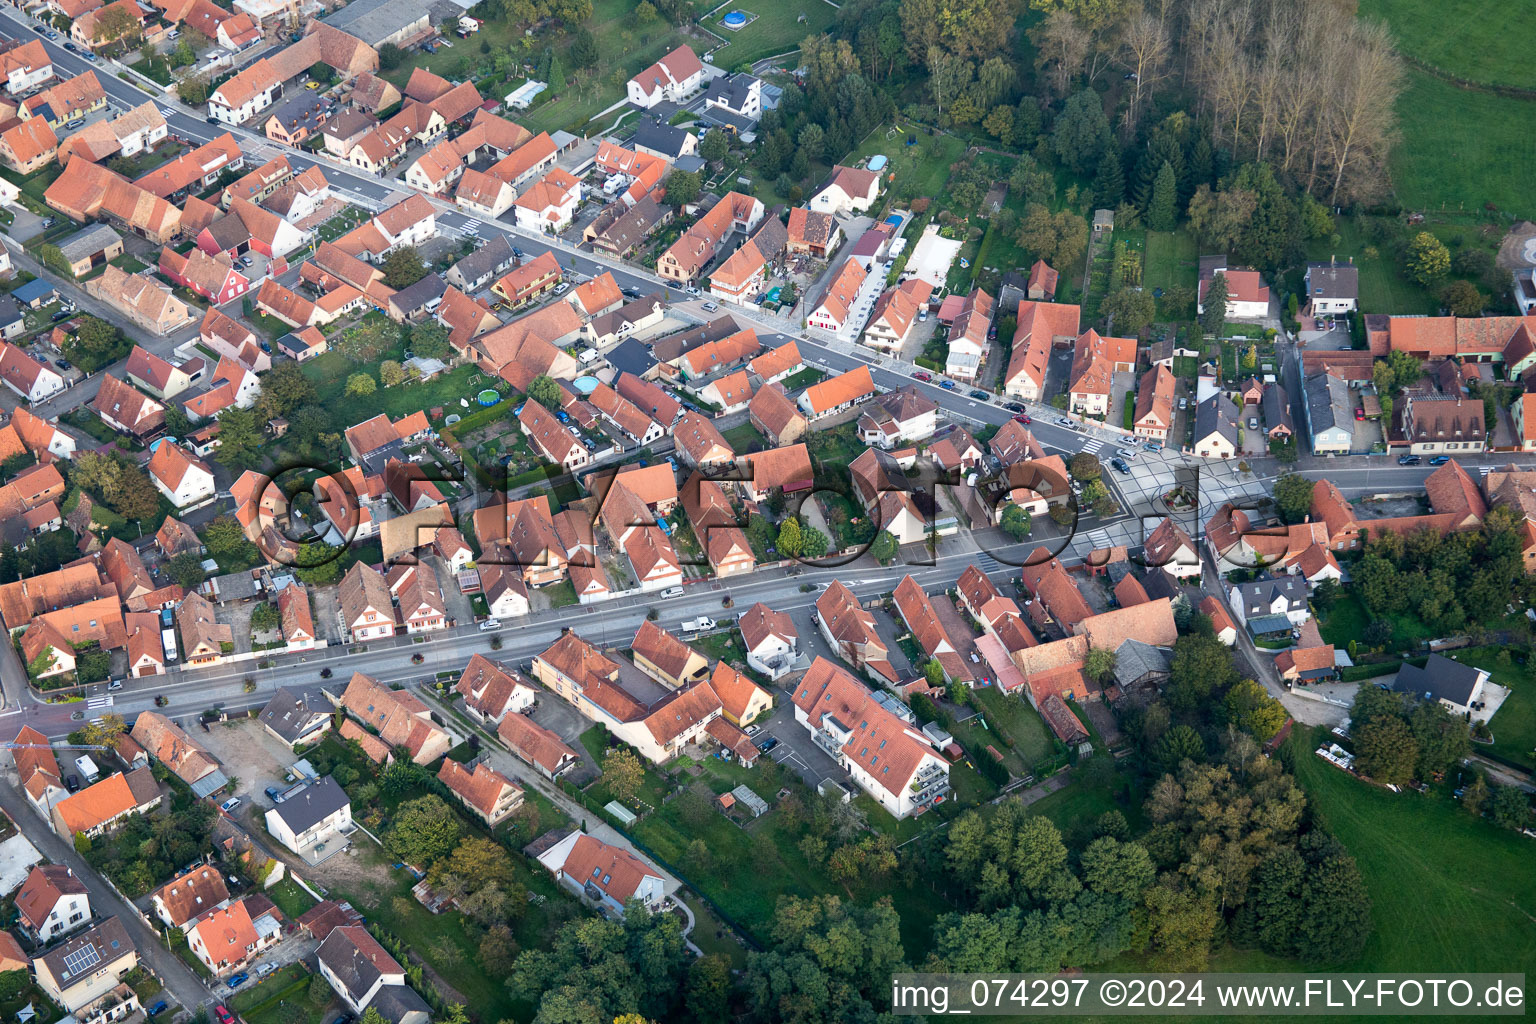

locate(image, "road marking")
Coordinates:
86 695 113 710
1078 438 1105 454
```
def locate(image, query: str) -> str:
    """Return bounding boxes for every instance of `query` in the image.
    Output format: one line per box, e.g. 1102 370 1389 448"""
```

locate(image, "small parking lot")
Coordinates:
754 699 843 788
209 719 312 811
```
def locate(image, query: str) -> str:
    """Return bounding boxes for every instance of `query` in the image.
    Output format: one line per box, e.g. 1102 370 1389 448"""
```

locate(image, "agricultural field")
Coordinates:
1390 72 1534 218
1360 0 1533 89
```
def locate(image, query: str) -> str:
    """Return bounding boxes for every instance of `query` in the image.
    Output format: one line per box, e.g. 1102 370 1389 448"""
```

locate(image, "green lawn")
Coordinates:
721 421 768 453
841 124 967 202
1143 228 1197 320
970 687 1057 774
1361 0 1532 89
228 964 309 1012
1443 645 1536 770
780 366 825 390
702 2 838 69
298 347 487 431
1391 71 1535 218
1289 725 1536 973
265 876 318 919
1316 590 1372 649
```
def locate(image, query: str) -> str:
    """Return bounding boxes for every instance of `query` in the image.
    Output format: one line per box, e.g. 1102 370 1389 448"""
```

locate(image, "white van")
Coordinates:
479 619 501 631
660 587 685 598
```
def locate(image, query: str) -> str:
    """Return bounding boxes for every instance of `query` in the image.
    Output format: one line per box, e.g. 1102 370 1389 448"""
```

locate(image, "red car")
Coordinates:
1013 414 1032 425
913 371 932 382
215 1008 235 1024
1354 407 1365 420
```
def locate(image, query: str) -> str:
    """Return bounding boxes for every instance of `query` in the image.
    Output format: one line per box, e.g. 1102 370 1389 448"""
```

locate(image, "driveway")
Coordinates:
754 699 843 789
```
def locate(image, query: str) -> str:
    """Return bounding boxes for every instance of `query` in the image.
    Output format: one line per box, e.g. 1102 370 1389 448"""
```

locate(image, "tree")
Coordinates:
1052 89 1112 173
385 795 462 867
1000 502 1032 539
800 527 829 558
602 748 645 803
212 408 263 470
204 515 248 557
1353 714 1417 784
378 43 404 70
379 360 406 388
1199 272 1228 337
662 170 701 208
569 27 599 68
1408 701 1469 779
66 316 128 372
178 73 210 105
776 517 803 558
685 955 730 1024
526 375 561 410
38 243 73 279
870 530 899 565
1273 473 1315 524
80 713 126 747
254 362 316 420
1069 452 1102 481
167 552 206 589
1153 725 1205 773
1490 784 1532 830
1441 279 1485 317
93 3 139 43
309 61 336 85
382 246 428 289
407 321 452 361
1084 647 1116 685
1166 633 1238 713
344 373 376 397
1223 678 1287 740
924 659 945 688
1101 287 1155 336
1404 231 1450 286
1146 160 1178 231
698 130 728 163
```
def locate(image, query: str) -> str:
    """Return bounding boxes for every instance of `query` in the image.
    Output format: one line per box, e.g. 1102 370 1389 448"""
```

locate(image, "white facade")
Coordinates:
209 81 278 126
745 632 796 681
264 798 352 855
153 461 216 510
118 121 169 158
28 888 90 943
4 62 53 97
790 702 948 819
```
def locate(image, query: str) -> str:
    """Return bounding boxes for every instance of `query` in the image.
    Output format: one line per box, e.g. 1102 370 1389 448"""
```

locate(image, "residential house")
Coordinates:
1301 371 1353 456
147 443 216 509
150 865 228 933
454 654 536 724
492 251 563 306
806 257 867 334
1027 259 1058 300
47 157 181 243
91 375 164 440
1198 258 1269 319
518 399 589 472
438 758 523 826
786 207 840 259
335 672 452 765
338 563 394 642
32 918 137 1015
1003 301 1081 401
790 658 949 818
258 685 332 747
56 225 123 278
1227 575 1310 631
735 442 814 502
738 602 797 680
316 927 429 1024
703 72 762 124
0 40 53 95
513 168 582 233
1194 392 1241 459
125 345 198 400
631 122 696 162
808 165 880 217
1133 364 1175 441
1392 653 1490 717
186 897 282 977
264 776 352 854
531 631 723 763
1401 393 1485 455
584 195 671 258
15 865 90 944
84 266 193 336
1304 259 1358 314
815 580 896 684
1263 383 1294 440
1068 329 1137 416
857 384 936 449
626 44 705 107
0 118 57 173
537 831 667 915
630 621 710 689
944 288 993 382
50 768 161 840
747 382 806 446
132 709 225 794
862 278 931 351
799 364 876 420
446 235 515 293
158 248 249 306
673 412 734 470
1141 517 1200 579
497 713 579 779
656 192 763 284
0 342 64 403
1275 645 1338 684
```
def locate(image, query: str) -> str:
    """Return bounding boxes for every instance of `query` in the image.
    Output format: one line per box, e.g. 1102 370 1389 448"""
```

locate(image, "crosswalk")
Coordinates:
1078 437 1106 455
1083 529 1114 550
86 695 113 711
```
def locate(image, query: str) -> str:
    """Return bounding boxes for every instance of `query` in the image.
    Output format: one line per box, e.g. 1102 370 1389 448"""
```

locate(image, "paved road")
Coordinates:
0 775 211 1010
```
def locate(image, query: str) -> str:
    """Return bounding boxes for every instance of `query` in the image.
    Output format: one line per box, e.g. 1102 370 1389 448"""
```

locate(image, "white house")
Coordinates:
263 776 352 855
0 342 64 403
1304 260 1358 315
1392 654 1491 718
738 603 798 681
14 865 90 944
513 168 581 234
808 165 880 217
147 443 216 510
704 73 762 122
207 63 278 126
1 42 53 96
1227 575 1311 629
1197 259 1269 319
626 45 705 108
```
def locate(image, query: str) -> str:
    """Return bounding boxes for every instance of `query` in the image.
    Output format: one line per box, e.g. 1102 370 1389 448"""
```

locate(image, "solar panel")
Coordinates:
62 943 100 978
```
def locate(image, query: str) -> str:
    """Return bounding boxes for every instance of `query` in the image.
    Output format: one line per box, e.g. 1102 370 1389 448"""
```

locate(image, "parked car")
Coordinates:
65 118 84 129
1354 407 1365 420
917 309 928 322
1429 455 1451 465
1056 416 1074 427
1145 440 1163 452
147 1002 168 1017
264 786 284 802
50 311 70 322
1003 402 1025 412
66 774 80 792
215 1007 235 1024
1398 455 1422 466
756 736 779 753
968 389 990 401
1110 457 1131 474
254 963 278 978
660 586 684 598
1248 417 1259 429
744 725 760 737
1116 447 1137 459
219 797 240 813
63 42 76 52
913 371 932 382
701 301 719 312
479 619 501 631
1013 414 1032 425
107 679 123 691
939 380 956 390
1178 397 1188 410
55 359 71 370
554 282 570 295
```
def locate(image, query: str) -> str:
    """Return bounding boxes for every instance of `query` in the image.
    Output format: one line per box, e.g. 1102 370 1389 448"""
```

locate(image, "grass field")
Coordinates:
1305 219 1437 315
1445 645 1536 770
1143 229 1197 320
1361 0 1532 89
842 125 966 202
703 2 837 69
1391 72 1535 218
970 686 1057 775
1289 725 1536 973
